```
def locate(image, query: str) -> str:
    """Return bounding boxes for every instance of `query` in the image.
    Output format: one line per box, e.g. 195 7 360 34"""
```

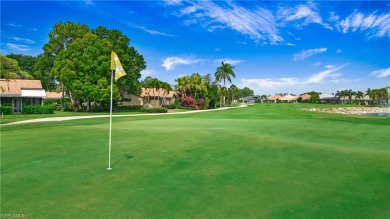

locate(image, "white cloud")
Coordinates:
6 23 21 27
325 65 335 69
214 59 243 66
7 43 31 52
303 65 345 84
141 69 155 79
165 0 181 5
338 11 390 38
239 77 299 91
172 0 283 44
336 49 343 54
371 67 390 78
133 26 173 37
180 5 197 15
278 3 330 29
162 56 202 71
12 37 35 44
293 48 327 61
312 62 322 66
238 65 345 94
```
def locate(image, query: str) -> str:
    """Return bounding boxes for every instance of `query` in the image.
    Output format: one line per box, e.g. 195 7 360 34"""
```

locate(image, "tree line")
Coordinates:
141 62 254 109
1 21 255 111
1 21 146 111
335 88 389 105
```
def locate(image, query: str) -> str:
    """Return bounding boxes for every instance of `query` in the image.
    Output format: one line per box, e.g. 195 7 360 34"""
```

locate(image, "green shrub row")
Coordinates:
140 107 168 113
0 106 12 114
23 105 54 114
116 105 142 111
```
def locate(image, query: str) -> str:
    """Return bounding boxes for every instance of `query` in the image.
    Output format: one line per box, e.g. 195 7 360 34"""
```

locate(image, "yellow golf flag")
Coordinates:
111 51 127 81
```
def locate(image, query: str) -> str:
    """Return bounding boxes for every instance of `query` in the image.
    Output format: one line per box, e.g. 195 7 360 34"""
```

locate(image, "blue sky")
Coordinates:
1 0 389 95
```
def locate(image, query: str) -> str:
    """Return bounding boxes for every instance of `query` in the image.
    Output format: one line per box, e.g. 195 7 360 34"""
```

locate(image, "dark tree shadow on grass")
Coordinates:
112 154 134 167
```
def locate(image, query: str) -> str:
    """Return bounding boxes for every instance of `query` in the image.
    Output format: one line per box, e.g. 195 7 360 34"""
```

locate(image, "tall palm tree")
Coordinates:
215 61 236 106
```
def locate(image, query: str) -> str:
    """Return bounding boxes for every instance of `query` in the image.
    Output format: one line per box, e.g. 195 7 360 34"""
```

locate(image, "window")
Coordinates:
0 97 12 106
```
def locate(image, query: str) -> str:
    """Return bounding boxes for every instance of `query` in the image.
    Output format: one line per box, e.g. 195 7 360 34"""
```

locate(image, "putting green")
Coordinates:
1 104 389 218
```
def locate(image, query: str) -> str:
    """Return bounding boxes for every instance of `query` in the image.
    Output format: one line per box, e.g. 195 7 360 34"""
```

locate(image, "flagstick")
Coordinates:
107 70 114 170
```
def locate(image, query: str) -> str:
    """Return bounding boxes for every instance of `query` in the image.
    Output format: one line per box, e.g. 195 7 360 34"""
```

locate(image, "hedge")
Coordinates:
140 107 168 113
23 105 54 114
0 106 12 114
116 105 142 111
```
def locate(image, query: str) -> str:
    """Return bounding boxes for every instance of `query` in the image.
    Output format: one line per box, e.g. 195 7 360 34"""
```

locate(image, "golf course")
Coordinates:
1 103 389 218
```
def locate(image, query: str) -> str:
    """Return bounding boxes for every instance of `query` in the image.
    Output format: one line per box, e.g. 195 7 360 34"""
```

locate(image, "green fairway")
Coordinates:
1 104 389 218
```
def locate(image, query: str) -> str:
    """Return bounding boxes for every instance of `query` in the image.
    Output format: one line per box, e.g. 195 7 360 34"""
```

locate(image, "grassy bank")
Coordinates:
1 104 389 218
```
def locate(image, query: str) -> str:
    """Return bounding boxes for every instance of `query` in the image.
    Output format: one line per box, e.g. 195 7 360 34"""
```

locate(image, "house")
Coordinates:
318 94 339 104
267 95 283 103
242 96 259 103
339 95 372 105
0 79 46 113
120 88 176 107
300 94 311 103
119 93 144 107
141 88 176 107
279 95 298 103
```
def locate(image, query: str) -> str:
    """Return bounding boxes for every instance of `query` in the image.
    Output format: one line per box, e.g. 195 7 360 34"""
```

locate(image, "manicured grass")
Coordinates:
0 110 146 125
1 104 389 218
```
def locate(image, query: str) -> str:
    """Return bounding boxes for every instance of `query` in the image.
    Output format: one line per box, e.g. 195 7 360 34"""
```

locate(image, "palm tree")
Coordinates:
355 91 364 105
175 76 190 98
141 76 153 104
190 73 207 99
336 90 346 104
346 89 354 103
366 88 375 106
218 87 228 107
160 82 172 107
215 61 236 106
229 84 240 105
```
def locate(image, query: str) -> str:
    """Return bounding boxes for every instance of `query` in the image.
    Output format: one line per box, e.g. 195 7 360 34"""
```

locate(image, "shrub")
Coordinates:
23 105 54 114
140 107 168 113
0 106 12 114
44 98 71 111
116 105 142 111
181 96 197 107
165 103 177 109
198 98 205 109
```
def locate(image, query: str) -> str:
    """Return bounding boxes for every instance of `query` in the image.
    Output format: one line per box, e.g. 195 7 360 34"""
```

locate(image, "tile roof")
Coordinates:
300 94 311 101
267 95 283 101
0 79 43 96
141 88 176 98
279 95 298 101
45 92 63 99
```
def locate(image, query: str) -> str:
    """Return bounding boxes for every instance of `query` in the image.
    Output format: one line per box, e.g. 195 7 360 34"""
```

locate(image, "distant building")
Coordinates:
267 95 283 103
0 79 46 113
120 88 176 107
279 95 298 103
242 96 259 103
320 94 339 104
300 94 311 103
